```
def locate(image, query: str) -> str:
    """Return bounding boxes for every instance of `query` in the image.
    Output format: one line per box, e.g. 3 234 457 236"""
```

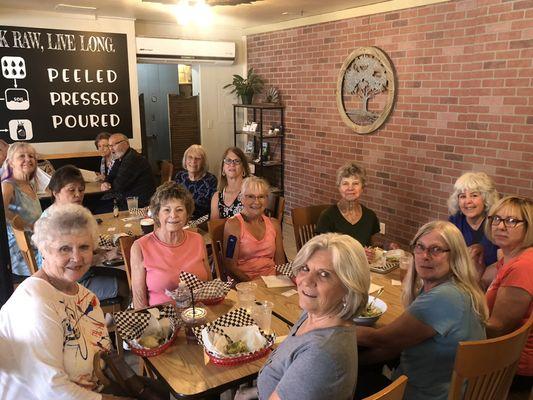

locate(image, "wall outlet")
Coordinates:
380 222 386 235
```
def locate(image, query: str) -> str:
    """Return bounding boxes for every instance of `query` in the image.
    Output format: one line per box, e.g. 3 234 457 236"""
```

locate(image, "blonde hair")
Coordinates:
485 196 533 252
182 144 208 176
447 172 499 215
2 142 37 181
403 221 488 322
241 176 270 196
291 233 370 320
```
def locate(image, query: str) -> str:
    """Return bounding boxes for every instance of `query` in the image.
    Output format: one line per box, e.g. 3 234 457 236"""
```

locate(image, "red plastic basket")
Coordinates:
130 327 180 357
206 345 272 366
196 296 225 305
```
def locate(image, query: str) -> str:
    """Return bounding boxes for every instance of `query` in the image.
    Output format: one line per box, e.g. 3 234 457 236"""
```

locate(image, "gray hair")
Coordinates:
241 176 270 196
447 172 499 215
182 144 208 175
32 204 98 251
336 161 367 187
291 233 370 320
403 221 488 322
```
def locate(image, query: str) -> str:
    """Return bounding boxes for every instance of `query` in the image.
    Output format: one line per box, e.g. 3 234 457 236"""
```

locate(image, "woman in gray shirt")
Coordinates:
236 233 371 400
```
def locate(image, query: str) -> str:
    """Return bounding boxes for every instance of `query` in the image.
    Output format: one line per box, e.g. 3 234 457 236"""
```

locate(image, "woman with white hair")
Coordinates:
235 233 370 400
174 144 217 219
1 142 42 281
223 176 285 281
448 172 500 276
356 221 487 400
0 204 128 400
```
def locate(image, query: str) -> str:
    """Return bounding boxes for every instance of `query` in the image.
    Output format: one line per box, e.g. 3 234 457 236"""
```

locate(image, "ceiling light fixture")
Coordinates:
173 0 214 26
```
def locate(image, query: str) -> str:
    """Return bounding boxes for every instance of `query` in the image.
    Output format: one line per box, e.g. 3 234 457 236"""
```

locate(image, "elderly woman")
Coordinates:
210 147 251 220
1 142 42 281
485 196 533 389
316 161 394 249
0 204 128 400
48 164 86 205
94 132 114 181
174 144 217 220
236 233 369 400
130 182 210 308
448 172 500 277
356 221 487 400
223 176 285 282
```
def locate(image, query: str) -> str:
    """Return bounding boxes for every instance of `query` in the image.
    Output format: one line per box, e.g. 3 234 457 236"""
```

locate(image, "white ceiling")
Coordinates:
0 0 390 28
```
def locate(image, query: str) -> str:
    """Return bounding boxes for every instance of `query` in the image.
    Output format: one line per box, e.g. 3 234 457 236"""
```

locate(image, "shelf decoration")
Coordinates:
336 46 396 134
264 87 279 104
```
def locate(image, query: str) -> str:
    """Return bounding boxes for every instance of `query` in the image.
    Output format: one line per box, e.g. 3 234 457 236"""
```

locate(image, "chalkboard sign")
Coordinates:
0 26 132 143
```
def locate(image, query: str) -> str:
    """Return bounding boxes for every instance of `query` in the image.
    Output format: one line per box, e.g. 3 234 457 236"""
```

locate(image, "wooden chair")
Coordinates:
11 220 39 275
160 160 174 184
363 375 408 400
291 204 330 251
266 194 286 224
207 218 227 280
118 235 140 291
448 315 533 400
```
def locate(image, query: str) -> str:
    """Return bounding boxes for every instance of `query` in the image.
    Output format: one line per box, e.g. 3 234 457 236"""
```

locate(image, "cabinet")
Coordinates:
232 104 284 194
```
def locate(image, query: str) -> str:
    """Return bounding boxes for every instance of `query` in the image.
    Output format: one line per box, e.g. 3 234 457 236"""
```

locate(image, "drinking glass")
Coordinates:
251 300 274 333
236 282 257 312
126 196 138 214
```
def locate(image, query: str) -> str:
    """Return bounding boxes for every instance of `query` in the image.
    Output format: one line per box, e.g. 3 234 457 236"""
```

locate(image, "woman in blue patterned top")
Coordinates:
175 144 217 220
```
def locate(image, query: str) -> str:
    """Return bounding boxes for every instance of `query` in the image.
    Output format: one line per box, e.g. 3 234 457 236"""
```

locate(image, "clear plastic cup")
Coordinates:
251 300 274 333
400 253 413 281
126 196 138 214
235 282 257 312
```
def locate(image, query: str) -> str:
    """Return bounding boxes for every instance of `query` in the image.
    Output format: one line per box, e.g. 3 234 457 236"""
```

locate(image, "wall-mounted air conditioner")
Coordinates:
136 37 236 65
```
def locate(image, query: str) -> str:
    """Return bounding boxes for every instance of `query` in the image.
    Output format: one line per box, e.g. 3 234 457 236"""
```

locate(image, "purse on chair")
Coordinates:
93 351 168 400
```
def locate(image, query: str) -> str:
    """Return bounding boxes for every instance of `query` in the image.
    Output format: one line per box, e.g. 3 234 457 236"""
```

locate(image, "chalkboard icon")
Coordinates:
8 119 33 141
5 88 30 110
1 56 26 79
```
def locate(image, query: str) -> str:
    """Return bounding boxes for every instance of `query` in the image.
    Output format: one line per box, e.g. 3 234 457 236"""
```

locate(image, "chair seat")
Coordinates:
100 296 122 307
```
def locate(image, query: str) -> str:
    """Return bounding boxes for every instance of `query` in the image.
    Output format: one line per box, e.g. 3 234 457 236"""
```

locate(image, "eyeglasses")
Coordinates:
98 144 110 149
223 158 242 165
411 243 450 257
109 140 126 148
488 215 525 228
244 194 267 202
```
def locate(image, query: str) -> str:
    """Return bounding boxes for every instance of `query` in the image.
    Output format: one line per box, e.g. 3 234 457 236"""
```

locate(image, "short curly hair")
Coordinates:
149 182 194 227
447 172 499 215
336 161 367 187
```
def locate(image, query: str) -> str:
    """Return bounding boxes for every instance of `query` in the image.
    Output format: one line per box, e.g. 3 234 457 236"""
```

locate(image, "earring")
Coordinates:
242 171 245 177
222 171 226 176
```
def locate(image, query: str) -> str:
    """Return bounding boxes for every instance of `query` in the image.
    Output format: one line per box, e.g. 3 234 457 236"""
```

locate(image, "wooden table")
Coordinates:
144 290 290 399
38 180 103 199
253 270 404 327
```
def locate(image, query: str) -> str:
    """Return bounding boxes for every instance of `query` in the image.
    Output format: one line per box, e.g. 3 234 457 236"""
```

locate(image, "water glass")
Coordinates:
400 253 413 281
126 196 138 214
251 300 274 333
236 282 257 312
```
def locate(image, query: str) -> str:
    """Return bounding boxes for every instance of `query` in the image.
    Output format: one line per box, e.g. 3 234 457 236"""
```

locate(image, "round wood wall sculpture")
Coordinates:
336 46 396 134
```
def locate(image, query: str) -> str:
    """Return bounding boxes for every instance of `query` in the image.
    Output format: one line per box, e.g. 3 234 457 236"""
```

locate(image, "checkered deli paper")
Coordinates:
129 207 150 217
98 232 135 248
192 307 275 358
113 304 180 342
275 262 294 277
166 271 233 301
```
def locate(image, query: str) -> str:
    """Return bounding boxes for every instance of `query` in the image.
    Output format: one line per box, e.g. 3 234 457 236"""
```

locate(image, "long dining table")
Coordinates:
142 268 404 399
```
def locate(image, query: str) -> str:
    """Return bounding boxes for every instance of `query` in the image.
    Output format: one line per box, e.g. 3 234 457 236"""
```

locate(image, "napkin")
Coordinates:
261 275 295 288
369 283 383 294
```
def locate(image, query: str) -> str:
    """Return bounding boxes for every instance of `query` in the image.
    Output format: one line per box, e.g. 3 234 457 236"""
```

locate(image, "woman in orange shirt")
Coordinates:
223 176 285 282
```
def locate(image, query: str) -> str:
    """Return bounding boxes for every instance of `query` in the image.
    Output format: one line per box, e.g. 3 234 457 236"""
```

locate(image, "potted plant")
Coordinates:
224 67 264 105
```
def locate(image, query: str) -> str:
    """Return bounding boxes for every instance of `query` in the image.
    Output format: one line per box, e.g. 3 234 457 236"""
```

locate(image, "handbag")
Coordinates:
93 351 168 400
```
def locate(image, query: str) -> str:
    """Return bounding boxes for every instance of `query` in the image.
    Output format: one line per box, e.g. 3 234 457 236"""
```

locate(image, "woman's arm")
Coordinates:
1 181 17 223
222 218 249 282
486 286 531 338
130 241 149 309
210 191 220 220
356 311 436 351
271 218 286 265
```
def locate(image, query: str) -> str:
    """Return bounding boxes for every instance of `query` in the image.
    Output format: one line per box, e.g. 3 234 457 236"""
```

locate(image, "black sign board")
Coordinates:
0 26 132 143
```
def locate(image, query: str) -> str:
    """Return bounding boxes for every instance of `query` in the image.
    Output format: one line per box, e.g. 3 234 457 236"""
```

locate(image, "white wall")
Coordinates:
0 8 141 154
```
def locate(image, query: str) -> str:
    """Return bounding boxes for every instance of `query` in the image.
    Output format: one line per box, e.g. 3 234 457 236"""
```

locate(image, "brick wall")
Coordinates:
247 0 533 245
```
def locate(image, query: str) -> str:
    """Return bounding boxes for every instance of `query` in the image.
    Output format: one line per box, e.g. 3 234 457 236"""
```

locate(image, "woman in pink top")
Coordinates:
130 182 210 308
223 176 285 281
485 196 533 391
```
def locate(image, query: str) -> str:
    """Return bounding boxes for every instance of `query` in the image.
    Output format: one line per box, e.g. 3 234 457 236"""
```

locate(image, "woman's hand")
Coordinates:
234 386 258 400
468 244 485 278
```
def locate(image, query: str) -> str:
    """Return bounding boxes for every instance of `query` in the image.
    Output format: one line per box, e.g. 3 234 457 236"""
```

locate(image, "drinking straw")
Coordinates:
190 287 195 316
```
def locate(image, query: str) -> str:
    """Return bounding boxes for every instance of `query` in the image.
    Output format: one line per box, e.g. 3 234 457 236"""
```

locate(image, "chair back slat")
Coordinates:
11 221 38 275
291 204 329 251
448 315 533 400
362 375 408 400
118 235 140 290
207 219 227 280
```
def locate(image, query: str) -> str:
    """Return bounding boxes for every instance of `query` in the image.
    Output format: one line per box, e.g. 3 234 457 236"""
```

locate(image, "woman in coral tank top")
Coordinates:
222 176 286 282
130 182 210 308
